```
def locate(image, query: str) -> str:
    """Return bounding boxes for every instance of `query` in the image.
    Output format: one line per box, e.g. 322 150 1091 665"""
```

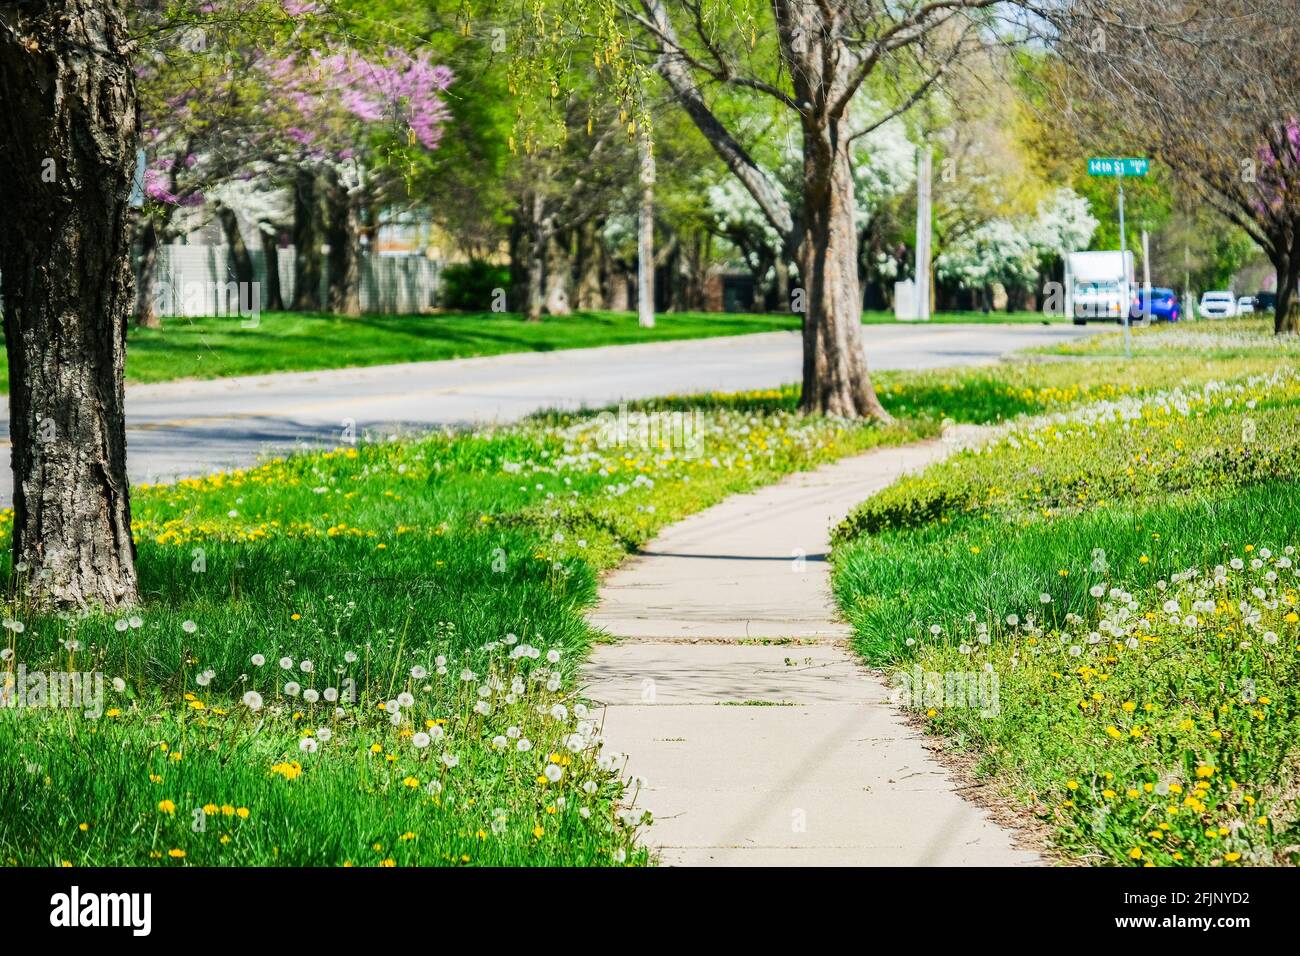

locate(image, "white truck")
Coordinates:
1066 250 1136 325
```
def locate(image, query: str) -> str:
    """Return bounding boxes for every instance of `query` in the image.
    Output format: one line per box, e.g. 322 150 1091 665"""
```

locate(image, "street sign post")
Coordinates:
1087 158 1151 357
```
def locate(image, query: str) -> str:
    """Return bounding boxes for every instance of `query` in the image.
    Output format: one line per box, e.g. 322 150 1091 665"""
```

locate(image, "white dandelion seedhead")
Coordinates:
283 682 301 697
242 691 264 711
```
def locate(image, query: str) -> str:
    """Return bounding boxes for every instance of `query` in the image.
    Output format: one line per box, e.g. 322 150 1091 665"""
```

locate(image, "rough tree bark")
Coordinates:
526 193 549 322
260 223 286 313
797 114 889 418
134 215 163 328
291 166 324 311
544 232 573 316
324 172 362 317
574 221 607 310
1271 249 1299 334
215 202 255 287
0 0 140 608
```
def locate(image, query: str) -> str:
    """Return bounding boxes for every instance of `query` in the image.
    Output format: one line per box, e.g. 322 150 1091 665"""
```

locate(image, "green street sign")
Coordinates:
1088 157 1150 177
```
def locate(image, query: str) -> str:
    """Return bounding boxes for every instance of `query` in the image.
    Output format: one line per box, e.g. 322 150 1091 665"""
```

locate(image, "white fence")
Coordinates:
141 244 443 316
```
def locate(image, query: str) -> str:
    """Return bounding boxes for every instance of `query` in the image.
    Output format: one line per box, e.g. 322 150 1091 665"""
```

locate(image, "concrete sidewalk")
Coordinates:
582 434 1040 866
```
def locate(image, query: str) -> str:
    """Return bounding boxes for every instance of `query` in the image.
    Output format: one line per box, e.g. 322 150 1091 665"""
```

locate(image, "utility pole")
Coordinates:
915 145 933 322
637 127 655 329
1141 228 1151 324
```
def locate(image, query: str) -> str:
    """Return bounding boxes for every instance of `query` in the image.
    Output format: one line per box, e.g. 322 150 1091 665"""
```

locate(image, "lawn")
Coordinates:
0 386 932 867
4 317 1251 868
833 320 1300 866
0 308 1057 393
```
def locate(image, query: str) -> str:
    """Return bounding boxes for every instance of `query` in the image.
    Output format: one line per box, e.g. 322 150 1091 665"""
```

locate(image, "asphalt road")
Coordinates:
0 323 1102 504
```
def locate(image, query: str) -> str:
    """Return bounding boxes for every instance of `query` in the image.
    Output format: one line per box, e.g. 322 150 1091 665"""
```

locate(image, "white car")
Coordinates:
1199 291 1237 318
1237 296 1255 315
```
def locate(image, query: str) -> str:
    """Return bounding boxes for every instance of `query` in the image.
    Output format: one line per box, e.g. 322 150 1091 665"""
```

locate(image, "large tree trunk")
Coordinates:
260 223 286 313
0 0 139 609
291 166 324 311
544 232 572 316
134 216 163 329
574 221 606 310
325 174 362 317
1273 248 1299 334
215 202 255 289
797 118 890 420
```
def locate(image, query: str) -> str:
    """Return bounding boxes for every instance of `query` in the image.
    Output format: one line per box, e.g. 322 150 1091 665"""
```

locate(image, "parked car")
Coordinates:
1132 287 1181 322
1237 296 1255 315
1199 291 1237 318
1254 292 1277 313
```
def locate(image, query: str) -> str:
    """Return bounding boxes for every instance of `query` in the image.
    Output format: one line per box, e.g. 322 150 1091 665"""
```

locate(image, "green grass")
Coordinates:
832 322 1300 866
0 308 1061 393
4 316 1265 868
0 386 937 867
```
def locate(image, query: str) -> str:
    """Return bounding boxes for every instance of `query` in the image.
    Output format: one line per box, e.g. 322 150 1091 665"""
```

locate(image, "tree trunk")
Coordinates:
638 131 656 328
215 202 255 287
773 257 791 312
134 216 163 328
291 166 324 311
574 221 606 310
0 0 139 609
797 118 890 420
544 232 572 316
526 195 547 322
260 224 286 313
325 175 362 317
1273 249 1299 334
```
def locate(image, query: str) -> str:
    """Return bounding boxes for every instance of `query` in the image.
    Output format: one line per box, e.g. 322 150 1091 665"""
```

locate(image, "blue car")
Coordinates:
1131 287 1181 322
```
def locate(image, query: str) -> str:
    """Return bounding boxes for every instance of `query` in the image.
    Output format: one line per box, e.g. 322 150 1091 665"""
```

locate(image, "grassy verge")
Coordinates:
0 308 1059 393
832 321 1300 866
0 388 932 867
